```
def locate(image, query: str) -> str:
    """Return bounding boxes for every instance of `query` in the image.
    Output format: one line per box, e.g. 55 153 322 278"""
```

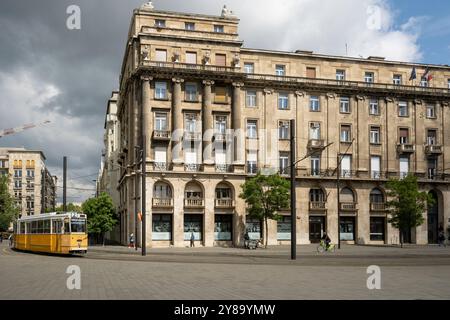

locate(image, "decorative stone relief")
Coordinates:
203 52 211 65
141 2 154 10
172 78 184 84
263 88 274 95
294 91 306 97
356 95 365 101
173 52 180 63
232 82 244 88
232 53 240 67
202 80 215 86
326 93 337 99
141 45 150 61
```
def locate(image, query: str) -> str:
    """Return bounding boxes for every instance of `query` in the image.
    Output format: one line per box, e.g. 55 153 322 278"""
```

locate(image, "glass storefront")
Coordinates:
246 217 262 240
214 214 232 241
152 214 172 240
370 217 385 241
339 216 355 241
277 216 291 240
184 214 203 241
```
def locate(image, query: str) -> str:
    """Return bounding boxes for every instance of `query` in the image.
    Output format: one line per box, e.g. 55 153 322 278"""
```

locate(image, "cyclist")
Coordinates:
321 233 331 250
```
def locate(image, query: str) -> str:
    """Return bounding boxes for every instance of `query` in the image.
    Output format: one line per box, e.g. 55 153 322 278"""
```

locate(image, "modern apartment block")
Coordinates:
0 148 57 218
110 2 450 247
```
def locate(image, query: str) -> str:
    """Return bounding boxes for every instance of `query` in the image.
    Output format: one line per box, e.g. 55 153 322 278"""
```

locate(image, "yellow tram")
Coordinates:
13 212 88 255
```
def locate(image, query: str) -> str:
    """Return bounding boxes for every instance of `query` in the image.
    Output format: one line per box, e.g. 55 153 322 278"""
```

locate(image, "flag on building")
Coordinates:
422 67 433 82
409 66 416 81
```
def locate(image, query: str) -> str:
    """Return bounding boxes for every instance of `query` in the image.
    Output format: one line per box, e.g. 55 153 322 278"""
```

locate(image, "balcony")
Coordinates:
141 60 239 73
152 130 171 141
213 133 227 142
184 163 203 172
184 198 204 208
397 143 415 153
370 202 387 211
183 131 202 141
215 164 233 173
309 201 327 210
152 198 173 207
307 139 325 150
425 144 443 155
339 202 357 210
153 162 169 171
215 199 234 208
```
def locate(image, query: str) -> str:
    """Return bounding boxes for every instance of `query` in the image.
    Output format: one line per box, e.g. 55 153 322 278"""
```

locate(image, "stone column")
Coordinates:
385 97 396 173
171 78 184 167
356 95 366 172
141 76 153 160
202 80 215 165
232 82 245 165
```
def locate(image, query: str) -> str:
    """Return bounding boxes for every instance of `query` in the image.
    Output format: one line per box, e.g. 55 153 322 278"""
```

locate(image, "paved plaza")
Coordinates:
1 242 450 300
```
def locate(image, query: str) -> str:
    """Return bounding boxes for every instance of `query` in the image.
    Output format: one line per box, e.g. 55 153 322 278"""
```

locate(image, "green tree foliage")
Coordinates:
0 175 19 231
386 174 434 246
239 173 290 247
81 193 117 245
53 203 82 213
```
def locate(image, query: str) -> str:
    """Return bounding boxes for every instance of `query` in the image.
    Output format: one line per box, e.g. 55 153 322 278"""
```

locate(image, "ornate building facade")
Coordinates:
111 3 450 247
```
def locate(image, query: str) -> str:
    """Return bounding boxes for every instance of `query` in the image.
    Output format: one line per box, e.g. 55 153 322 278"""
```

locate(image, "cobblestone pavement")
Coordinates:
1 242 449 300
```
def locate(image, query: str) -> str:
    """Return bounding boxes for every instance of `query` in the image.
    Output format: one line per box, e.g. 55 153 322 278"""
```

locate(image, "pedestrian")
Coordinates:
129 233 135 248
438 226 445 247
0 233 3 243
8 234 13 247
244 230 250 249
190 231 195 247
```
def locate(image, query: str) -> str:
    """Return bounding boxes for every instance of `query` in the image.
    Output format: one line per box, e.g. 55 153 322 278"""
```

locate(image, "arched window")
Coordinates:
153 181 172 198
340 187 355 202
185 181 203 199
215 182 233 199
370 188 384 203
309 188 325 202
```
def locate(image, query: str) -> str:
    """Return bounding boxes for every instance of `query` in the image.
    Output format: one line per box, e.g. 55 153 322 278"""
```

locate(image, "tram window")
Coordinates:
26 222 31 234
71 219 86 233
43 220 50 234
64 221 70 234
31 221 38 234
37 220 44 233
20 222 25 234
52 220 62 234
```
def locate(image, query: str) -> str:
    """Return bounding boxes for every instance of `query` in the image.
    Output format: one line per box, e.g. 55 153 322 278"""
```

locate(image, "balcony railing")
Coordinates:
370 202 387 211
184 164 203 172
153 130 171 140
425 144 443 155
397 143 415 153
153 162 168 171
309 201 327 210
247 165 258 175
307 139 325 150
184 198 204 207
183 131 202 141
141 60 239 73
339 202 357 210
215 164 233 173
152 198 173 207
215 199 234 208
244 73 450 97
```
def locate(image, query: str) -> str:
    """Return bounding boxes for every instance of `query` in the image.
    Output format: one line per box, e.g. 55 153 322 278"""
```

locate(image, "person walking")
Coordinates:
8 234 13 247
438 226 446 247
190 231 195 248
244 231 250 249
129 233 135 248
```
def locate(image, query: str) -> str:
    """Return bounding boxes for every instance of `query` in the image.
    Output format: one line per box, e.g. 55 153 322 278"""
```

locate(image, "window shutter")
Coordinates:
215 54 226 66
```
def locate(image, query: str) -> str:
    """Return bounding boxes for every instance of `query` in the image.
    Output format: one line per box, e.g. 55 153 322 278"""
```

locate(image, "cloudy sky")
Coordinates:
0 0 449 203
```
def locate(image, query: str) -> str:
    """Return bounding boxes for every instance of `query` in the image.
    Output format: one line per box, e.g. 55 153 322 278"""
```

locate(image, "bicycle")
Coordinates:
317 240 335 253
247 238 263 250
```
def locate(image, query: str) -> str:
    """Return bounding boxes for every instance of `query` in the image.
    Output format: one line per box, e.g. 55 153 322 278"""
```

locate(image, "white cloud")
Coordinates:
156 0 423 61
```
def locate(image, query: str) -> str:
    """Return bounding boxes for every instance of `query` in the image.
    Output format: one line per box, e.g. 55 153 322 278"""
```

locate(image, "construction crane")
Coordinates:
0 120 51 139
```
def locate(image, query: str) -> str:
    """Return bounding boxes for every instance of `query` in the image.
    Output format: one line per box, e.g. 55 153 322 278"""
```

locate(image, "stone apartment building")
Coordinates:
0 148 57 219
98 91 121 242
109 2 450 247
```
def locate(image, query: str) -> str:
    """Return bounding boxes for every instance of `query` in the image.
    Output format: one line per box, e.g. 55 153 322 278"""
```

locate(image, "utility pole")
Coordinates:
63 156 67 212
290 119 296 260
141 135 146 256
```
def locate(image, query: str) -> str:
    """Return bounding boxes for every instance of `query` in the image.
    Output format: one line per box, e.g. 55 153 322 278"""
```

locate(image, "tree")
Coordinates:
385 174 434 247
0 175 19 232
81 193 117 245
53 203 82 213
239 173 290 248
